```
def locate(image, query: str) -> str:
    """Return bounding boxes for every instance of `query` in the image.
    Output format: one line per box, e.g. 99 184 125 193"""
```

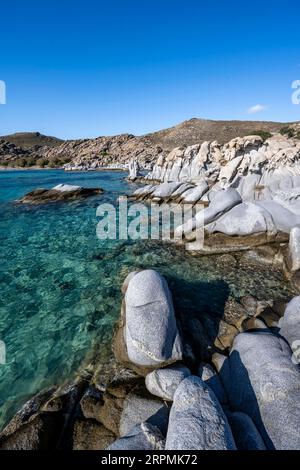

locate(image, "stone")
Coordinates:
17 186 103 204
119 386 169 437
152 182 183 199
72 419 115 450
123 270 183 368
79 385 104 422
145 364 191 401
256 201 300 233
280 296 300 354
206 202 276 237
242 317 269 331
165 376 236 450
181 180 208 203
287 226 300 272
0 413 62 450
226 412 266 450
128 159 140 180
175 188 242 238
198 363 228 405
219 331 300 449
107 423 165 450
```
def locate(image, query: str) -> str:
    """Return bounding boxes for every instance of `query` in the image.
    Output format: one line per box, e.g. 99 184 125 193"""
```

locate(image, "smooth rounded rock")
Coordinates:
165 376 236 450
145 364 191 401
124 270 183 367
219 331 300 450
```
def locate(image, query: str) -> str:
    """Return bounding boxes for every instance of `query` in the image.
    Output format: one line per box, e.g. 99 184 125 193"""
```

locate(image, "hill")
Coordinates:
145 118 299 150
0 132 63 149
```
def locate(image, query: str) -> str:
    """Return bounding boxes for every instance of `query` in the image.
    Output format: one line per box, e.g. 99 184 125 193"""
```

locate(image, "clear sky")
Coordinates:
0 0 300 139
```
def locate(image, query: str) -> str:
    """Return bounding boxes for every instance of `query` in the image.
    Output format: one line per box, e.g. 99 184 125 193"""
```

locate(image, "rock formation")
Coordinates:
17 184 103 204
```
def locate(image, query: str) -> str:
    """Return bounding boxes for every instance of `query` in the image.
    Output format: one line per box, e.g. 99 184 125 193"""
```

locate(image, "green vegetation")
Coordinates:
0 155 72 168
252 130 272 141
280 126 299 139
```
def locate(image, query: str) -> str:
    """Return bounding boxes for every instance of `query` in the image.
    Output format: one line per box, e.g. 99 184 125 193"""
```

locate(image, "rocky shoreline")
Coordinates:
0 264 299 450
2 132 300 450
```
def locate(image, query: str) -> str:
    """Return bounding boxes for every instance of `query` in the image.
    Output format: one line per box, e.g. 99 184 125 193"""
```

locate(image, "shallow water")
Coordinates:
0 170 295 429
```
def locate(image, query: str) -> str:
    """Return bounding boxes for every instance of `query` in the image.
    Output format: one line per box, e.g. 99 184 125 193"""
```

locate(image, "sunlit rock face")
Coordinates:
145 134 300 204
137 134 300 251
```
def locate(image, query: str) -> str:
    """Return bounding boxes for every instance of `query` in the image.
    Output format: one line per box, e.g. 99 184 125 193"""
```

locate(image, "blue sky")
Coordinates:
0 0 299 139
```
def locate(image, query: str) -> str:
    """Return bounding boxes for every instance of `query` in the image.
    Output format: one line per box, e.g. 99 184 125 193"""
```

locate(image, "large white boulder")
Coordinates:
175 188 242 238
124 270 183 367
219 331 300 449
165 376 236 450
206 202 276 236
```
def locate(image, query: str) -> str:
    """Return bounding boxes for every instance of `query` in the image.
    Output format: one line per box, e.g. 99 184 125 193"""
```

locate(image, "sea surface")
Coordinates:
0 169 295 430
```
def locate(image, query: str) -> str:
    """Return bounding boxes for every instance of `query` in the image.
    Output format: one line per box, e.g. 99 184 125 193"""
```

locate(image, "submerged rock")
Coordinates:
165 376 236 450
17 184 103 204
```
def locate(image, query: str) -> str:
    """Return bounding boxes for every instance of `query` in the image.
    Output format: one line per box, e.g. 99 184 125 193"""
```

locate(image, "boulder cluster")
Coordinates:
109 269 300 450
132 135 300 285
0 269 299 450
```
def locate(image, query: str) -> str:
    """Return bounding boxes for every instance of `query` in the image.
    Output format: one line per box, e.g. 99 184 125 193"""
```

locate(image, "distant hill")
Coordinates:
1 119 300 168
0 132 63 148
145 118 300 150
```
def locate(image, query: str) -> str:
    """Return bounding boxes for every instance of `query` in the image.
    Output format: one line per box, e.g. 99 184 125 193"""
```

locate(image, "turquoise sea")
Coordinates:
0 169 295 430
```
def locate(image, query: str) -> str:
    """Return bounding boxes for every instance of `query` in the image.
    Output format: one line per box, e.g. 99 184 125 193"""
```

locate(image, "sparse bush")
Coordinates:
280 126 295 138
252 130 272 141
36 158 48 168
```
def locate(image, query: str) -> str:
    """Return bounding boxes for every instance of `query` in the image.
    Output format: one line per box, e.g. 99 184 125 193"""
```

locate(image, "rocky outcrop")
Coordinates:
130 135 300 259
17 184 103 204
58 134 164 170
2 265 299 451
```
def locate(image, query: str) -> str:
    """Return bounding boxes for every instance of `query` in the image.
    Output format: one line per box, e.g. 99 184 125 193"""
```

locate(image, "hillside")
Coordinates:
0 132 63 149
1 119 300 168
145 118 300 150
